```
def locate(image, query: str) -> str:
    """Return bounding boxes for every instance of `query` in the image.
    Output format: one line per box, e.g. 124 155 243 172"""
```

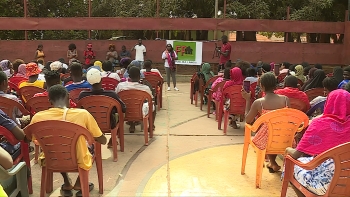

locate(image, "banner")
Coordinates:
166 40 203 65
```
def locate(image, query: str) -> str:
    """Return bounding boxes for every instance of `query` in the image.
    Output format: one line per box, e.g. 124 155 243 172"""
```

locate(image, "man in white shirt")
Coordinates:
131 39 146 69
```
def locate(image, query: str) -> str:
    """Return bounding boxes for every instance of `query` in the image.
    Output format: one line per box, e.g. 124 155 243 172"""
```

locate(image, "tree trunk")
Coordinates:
243 31 256 41
236 31 244 41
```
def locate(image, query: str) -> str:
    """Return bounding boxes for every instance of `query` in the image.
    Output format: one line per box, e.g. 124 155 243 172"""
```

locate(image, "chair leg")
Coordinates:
217 105 223 130
34 145 39 164
78 169 90 197
157 94 161 111
194 91 198 107
255 150 265 189
40 167 47 197
17 163 29 197
207 97 211 118
223 110 229 135
200 90 204 111
143 117 149 145
111 128 118 162
46 170 53 193
119 123 125 152
95 144 104 194
21 142 33 194
241 141 249 175
160 86 163 108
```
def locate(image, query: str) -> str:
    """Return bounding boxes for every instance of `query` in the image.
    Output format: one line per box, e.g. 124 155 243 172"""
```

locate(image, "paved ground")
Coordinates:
27 83 297 197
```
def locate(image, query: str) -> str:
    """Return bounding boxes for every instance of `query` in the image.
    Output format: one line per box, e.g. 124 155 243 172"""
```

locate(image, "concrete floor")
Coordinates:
27 83 297 197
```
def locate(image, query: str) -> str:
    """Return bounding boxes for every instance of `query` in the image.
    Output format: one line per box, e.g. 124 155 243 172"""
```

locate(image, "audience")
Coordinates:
309 77 338 107
244 68 258 84
301 68 317 91
101 61 120 81
279 62 290 74
242 72 290 172
332 66 343 85
337 66 350 89
0 60 13 78
285 89 350 196
294 65 306 83
303 69 326 91
65 62 92 92
18 62 46 91
314 63 322 70
211 68 230 105
29 84 107 197
141 60 162 78
11 59 25 76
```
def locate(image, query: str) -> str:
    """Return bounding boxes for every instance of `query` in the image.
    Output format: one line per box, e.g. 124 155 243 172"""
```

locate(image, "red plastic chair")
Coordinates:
101 77 119 91
144 74 164 110
0 97 30 122
77 95 125 161
218 85 246 134
19 86 45 103
297 79 304 89
0 126 33 194
289 98 309 113
194 77 205 107
24 120 104 197
69 88 90 104
9 76 28 87
277 73 287 83
326 73 334 77
281 142 350 197
190 73 198 104
304 88 325 101
207 81 226 119
64 80 73 86
118 90 153 145
200 76 219 111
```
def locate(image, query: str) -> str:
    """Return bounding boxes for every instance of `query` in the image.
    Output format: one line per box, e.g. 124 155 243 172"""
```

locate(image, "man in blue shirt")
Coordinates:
65 62 92 92
338 66 350 89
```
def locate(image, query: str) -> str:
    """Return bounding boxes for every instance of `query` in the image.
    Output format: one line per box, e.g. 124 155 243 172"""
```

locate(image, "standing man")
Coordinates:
216 35 231 72
131 39 147 69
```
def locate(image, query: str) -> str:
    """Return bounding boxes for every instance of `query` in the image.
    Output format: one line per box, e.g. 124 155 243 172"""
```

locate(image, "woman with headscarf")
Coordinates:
284 89 350 196
223 67 244 90
16 64 27 77
294 65 306 83
0 60 13 78
301 67 317 91
332 66 343 85
303 69 326 91
200 63 214 84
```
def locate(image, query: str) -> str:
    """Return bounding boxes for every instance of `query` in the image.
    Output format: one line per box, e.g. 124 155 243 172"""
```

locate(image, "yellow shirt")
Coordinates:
0 185 7 197
18 80 45 102
30 108 103 171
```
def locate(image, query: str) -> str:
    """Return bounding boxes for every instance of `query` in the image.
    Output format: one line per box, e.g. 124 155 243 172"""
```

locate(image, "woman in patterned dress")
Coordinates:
284 89 350 196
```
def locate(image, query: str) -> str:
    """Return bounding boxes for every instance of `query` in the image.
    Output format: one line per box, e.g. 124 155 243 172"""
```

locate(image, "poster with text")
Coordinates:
166 40 203 65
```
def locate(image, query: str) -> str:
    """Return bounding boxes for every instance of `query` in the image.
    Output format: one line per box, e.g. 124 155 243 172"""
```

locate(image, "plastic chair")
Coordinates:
297 79 304 89
101 77 119 91
61 73 70 81
304 88 324 101
217 85 246 134
207 81 226 119
190 73 198 104
0 126 32 194
281 142 350 197
8 81 20 97
277 73 287 83
306 100 326 117
0 162 29 197
69 88 90 104
19 86 45 103
200 76 219 111
8 76 27 87
24 120 104 197
194 77 205 107
118 90 153 145
144 74 164 110
0 97 30 122
77 95 125 161
241 108 309 189
289 98 309 113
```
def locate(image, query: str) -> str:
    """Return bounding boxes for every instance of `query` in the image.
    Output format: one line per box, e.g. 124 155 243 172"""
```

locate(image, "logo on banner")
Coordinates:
173 41 196 63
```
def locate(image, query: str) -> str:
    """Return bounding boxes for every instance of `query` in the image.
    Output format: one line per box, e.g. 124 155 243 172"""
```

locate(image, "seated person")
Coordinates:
309 77 338 107
212 68 231 104
244 68 258 84
337 66 350 89
37 59 45 70
34 71 76 108
255 63 272 99
116 66 155 133
285 89 350 196
18 63 46 97
10 59 26 78
242 72 290 172
0 109 25 142
141 60 162 78
279 62 290 74
101 61 121 81
0 146 14 197
29 84 107 197
346 81 350 92
79 68 126 148
122 60 145 80
275 75 310 110
65 62 92 92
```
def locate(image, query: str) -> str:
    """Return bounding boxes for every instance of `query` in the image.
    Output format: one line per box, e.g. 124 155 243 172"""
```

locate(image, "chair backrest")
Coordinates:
203 76 220 90
77 95 124 133
251 108 309 153
101 77 119 91
26 96 52 114
9 76 27 87
277 73 287 83
8 81 20 95
144 74 163 90
304 88 324 101
211 80 226 92
24 120 94 171
312 142 350 196
69 88 90 103
64 80 73 86
0 97 29 122
222 85 246 115
117 89 153 121
289 98 308 113
297 79 304 89
306 100 326 116
61 73 71 81
0 126 19 146
19 86 45 103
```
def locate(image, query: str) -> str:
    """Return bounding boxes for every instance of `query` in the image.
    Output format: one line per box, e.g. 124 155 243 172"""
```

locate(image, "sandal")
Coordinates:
266 163 281 173
75 183 94 197
60 184 73 197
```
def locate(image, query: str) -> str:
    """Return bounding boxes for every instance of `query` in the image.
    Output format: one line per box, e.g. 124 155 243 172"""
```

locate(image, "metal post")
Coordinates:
285 6 290 42
88 0 91 39
24 0 28 40
156 0 160 38
214 0 218 40
223 0 226 19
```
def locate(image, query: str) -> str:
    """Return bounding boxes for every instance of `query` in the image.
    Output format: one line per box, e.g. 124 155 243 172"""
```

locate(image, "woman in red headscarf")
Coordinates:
84 43 95 67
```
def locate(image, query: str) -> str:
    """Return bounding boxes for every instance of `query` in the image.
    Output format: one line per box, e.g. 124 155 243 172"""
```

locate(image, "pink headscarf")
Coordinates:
17 64 27 77
297 89 350 156
223 67 244 89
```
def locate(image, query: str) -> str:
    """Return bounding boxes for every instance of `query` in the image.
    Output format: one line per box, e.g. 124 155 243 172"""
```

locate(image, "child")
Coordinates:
338 66 350 89
84 43 95 67
244 67 258 84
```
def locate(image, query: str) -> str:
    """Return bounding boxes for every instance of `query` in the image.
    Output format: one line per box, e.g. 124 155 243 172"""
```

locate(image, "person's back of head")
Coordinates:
224 60 232 69
12 59 25 73
58 58 65 64
120 58 132 69
262 63 271 73
129 66 141 82
322 77 339 94
314 64 323 70
50 61 63 72
236 61 251 77
48 84 68 105
45 61 53 71
260 72 276 92
102 61 113 72
303 66 311 76
86 68 102 87
301 62 309 68
284 75 298 88
70 62 83 77
144 60 152 71
223 68 230 80
247 68 257 77
282 62 291 70
44 71 61 88
0 71 8 91
289 64 296 72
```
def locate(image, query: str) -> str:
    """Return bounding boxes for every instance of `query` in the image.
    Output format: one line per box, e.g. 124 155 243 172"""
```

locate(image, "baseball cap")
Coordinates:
50 61 63 71
86 68 101 85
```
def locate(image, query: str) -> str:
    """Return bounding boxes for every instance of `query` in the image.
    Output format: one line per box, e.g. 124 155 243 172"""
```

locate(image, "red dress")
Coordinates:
84 50 95 65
